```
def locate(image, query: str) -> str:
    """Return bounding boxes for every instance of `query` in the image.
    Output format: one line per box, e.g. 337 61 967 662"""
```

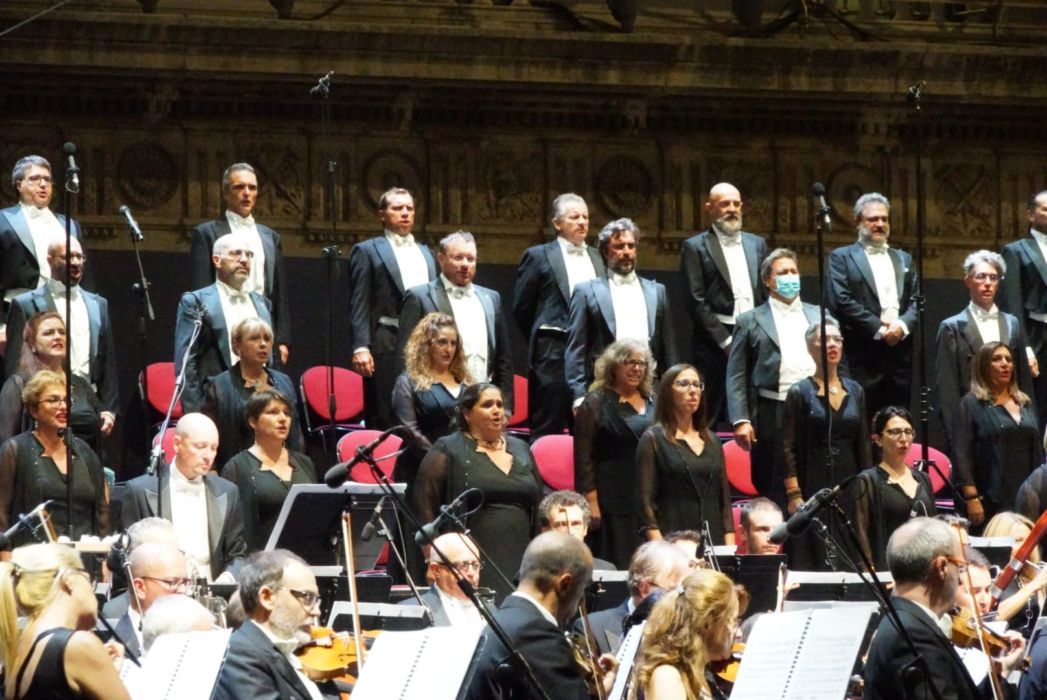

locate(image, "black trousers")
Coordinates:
527 331 573 439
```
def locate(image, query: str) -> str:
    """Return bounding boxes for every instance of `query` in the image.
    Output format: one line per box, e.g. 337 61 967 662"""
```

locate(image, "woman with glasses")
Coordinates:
575 339 656 570
0 542 131 699
0 370 109 545
0 311 105 449
781 319 870 570
203 318 303 470
853 406 936 571
631 569 748 700
952 341 1042 528
637 364 733 546
220 389 317 551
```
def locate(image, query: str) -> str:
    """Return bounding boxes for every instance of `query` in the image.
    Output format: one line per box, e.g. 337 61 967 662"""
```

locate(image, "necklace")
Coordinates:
471 434 504 451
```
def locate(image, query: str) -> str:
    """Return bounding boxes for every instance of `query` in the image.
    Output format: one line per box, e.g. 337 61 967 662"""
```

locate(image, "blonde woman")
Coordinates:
984 511 1047 634
0 543 130 699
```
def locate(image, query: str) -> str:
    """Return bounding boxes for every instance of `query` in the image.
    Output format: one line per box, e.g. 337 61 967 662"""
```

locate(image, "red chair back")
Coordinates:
905 443 952 495
152 427 178 464
337 430 404 483
531 434 574 491
140 362 183 419
723 440 759 497
300 366 365 425
733 504 747 554
505 374 529 433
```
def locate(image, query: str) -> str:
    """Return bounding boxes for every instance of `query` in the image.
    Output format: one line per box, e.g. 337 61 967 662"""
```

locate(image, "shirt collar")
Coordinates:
610 271 638 286
169 462 205 488
249 620 301 657
225 210 255 229
19 202 53 220
385 230 416 247
440 274 474 297
968 302 999 322
713 224 741 246
769 296 803 315
216 279 249 300
510 591 559 627
47 278 80 297
557 236 588 256
1032 229 1047 246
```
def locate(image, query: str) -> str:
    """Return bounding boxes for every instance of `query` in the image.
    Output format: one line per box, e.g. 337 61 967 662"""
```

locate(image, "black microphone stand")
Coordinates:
62 146 78 535
342 428 552 700
814 188 834 476
125 211 155 441
320 245 340 466
370 505 433 624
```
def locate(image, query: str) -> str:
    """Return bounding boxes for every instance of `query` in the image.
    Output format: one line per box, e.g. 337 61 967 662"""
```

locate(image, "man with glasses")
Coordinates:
863 516 1026 699
214 549 328 700
565 218 676 404
400 532 485 627
938 250 1033 451
114 541 189 658
0 155 84 359
5 234 119 439
174 232 273 412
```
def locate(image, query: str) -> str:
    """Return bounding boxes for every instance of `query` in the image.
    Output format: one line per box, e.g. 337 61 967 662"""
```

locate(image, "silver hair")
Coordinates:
853 192 891 221
886 517 955 584
759 248 798 282
11 155 51 190
962 250 1006 278
551 193 587 222
596 218 641 252
212 232 252 257
141 594 215 653
626 540 690 596
438 230 475 253
221 162 255 189
804 316 840 346
126 517 176 551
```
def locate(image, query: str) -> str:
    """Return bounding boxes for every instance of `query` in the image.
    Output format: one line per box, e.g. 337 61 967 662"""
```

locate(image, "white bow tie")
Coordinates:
864 244 889 255
274 639 301 657
389 233 415 248
25 206 51 221
171 477 204 495
447 284 474 300
718 233 741 247
972 306 999 322
227 212 255 229
226 290 250 303
564 243 586 257
611 272 637 286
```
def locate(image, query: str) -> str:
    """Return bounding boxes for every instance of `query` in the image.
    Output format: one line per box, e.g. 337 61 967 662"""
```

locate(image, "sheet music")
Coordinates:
119 629 231 700
608 621 645 700
731 605 874 700
351 625 484 699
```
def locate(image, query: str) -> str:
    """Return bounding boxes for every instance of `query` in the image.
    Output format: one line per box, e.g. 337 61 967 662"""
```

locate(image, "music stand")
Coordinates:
715 554 786 618
328 601 432 632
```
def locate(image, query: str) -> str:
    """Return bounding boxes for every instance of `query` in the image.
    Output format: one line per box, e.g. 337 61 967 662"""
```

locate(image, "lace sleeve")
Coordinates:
415 440 451 523
636 428 660 532
573 392 600 496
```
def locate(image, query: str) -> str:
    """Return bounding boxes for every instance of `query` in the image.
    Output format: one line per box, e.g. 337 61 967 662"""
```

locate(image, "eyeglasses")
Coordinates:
23 175 53 186
883 427 915 438
223 249 255 259
971 273 1001 283
444 560 483 574
53 253 87 263
39 396 73 407
944 556 968 575
673 379 705 390
139 576 193 591
281 587 321 609
622 359 648 368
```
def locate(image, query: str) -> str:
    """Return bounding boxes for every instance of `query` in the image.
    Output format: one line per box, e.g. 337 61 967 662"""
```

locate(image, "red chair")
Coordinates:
151 427 177 464
505 375 530 437
139 362 183 422
905 443 953 496
723 440 759 498
531 434 574 491
732 504 748 554
336 430 404 483
299 366 366 440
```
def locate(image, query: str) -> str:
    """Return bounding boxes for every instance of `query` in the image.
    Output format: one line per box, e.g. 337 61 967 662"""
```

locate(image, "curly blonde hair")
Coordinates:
590 338 654 397
631 570 748 700
403 312 472 391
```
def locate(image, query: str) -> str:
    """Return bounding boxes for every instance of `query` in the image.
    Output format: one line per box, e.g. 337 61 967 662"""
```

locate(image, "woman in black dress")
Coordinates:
575 338 656 570
416 383 542 603
203 317 303 470
0 370 109 545
0 312 105 449
952 341 1042 528
1 543 131 699
782 319 870 570
220 389 317 551
637 363 733 546
852 407 936 571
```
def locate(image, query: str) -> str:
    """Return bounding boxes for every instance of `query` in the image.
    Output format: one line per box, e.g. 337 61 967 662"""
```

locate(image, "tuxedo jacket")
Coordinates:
396 279 514 413
511 240 605 348
0 204 83 316
213 620 315 700
347 235 437 353
935 307 1031 443
120 470 248 581
398 586 451 626
173 283 272 413
726 301 822 427
564 276 676 400
679 229 768 346
1000 235 1047 351
189 219 292 348
465 594 588 700
114 610 142 660
4 286 120 413
570 597 629 656
863 597 986 700
827 242 919 341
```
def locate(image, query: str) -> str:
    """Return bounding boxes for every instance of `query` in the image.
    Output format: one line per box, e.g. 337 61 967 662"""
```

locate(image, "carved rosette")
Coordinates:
117 142 179 211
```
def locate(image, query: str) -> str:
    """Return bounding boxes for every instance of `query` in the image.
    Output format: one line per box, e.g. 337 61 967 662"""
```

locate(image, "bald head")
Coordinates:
173 413 219 480
705 182 743 235
46 234 84 286
429 533 481 598
129 542 188 613
520 531 592 590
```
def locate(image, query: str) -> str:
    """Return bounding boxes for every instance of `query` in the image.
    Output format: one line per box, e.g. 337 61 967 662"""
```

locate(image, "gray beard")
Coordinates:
714 217 742 236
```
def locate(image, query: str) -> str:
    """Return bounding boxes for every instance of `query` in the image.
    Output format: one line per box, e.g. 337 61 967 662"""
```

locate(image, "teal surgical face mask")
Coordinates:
775 273 801 300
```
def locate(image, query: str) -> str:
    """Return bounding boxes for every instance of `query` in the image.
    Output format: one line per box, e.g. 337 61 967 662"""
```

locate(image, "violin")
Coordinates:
295 625 381 681
949 609 1010 657
712 642 745 686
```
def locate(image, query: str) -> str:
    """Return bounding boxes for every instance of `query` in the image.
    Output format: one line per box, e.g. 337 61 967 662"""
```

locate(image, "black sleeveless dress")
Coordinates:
14 628 77 700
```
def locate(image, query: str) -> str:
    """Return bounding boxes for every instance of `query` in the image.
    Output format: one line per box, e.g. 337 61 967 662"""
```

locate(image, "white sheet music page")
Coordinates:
120 628 232 700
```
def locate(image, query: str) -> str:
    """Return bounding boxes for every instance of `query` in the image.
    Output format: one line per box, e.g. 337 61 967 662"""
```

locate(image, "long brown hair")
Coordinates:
969 341 1030 405
653 364 712 443
403 312 472 391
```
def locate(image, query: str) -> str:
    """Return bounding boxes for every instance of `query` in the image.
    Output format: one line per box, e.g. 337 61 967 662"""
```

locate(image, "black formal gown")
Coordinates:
636 425 732 543
782 377 871 570
220 449 317 551
0 372 103 450
952 393 1043 524
574 388 654 570
416 431 542 604
852 466 936 571
0 431 109 544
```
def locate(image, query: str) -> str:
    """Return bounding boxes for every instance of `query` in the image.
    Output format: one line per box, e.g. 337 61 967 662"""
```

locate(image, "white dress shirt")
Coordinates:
715 227 756 322
442 275 489 382
968 302 1001 345
609 272 649 344
19 202 60 287
47 279 91 381
216 280 257 366
168 465 212 579
249 621 325 700
557 236 597 297
862 243 906 336
769 297 815 398
434 586 485 627
225 211 267 297
386 230 430 291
